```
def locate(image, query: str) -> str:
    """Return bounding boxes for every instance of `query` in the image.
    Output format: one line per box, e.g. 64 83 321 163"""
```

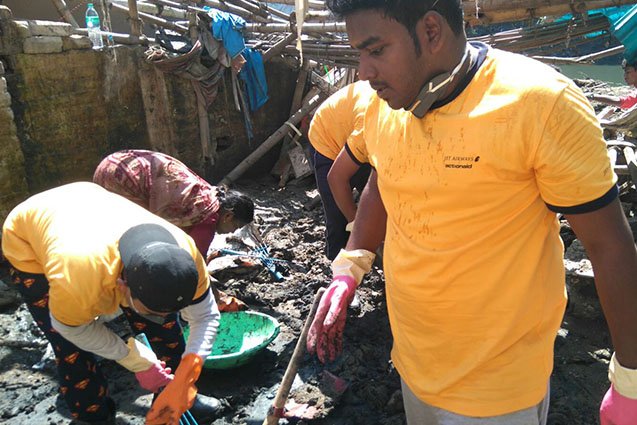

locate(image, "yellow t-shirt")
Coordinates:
2 182 209 327
308 80 376 160
348 47 616 416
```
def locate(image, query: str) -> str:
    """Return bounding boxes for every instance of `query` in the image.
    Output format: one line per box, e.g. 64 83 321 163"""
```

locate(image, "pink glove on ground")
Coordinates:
600 384 637 425
135 361 173 393
306 275 357 363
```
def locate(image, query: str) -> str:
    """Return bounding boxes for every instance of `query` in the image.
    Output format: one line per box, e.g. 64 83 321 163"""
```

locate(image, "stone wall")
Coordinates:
0 6 298 223
0 54 29 222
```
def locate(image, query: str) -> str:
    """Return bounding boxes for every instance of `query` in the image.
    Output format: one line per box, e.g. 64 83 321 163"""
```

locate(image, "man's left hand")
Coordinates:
600 384 637 425
600 353 637 425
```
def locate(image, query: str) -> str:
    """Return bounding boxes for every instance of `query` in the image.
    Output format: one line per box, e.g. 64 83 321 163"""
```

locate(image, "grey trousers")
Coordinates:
401 379 549 425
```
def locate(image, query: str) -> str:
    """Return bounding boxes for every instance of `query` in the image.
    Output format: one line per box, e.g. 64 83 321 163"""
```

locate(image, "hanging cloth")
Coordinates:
239 48 269 112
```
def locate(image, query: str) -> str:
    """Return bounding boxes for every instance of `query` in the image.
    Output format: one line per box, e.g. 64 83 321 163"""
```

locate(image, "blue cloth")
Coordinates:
209 10 246 58
611 5 637 63
239 48 269 112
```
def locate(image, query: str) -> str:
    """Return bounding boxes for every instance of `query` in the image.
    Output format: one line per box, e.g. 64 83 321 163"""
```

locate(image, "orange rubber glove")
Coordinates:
145 353 203 425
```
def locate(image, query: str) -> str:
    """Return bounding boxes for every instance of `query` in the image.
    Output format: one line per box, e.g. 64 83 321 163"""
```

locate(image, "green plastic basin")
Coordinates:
185 311 280 370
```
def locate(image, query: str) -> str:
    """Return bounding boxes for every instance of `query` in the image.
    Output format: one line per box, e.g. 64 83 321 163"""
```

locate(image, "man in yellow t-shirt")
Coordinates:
307 1 637 425
308 80 375 260
2 182 222 424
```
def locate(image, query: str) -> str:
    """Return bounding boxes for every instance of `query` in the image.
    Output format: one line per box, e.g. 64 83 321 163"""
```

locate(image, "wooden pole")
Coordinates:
198 0 270 23
220 93 327 185
262 32 298 62
222 0 273 21
111 2 188 32
115 0 188 19
262 288 326 425
74 27 151 44
50 0 79 27
462 0 637 25
277 59 311 162
246 21 346 34
304 10 332 22
270 0 327 9
187 1 198 43
127 0 143 39
532 45 625 65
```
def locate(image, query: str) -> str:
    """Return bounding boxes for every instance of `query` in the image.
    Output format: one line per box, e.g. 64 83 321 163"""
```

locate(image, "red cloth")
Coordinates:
94 149 220 255
620 93 637 110
184 214 218 257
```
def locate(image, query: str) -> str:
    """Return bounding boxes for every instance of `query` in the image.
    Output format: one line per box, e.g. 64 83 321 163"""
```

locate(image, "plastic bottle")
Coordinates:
85 3 104 49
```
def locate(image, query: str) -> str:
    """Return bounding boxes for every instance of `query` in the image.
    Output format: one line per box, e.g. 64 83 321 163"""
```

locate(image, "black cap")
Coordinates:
119 223 198 312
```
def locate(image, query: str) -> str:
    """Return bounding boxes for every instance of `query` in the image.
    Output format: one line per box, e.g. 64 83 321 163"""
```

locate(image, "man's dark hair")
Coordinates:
217 186 255 226
327 0 465 54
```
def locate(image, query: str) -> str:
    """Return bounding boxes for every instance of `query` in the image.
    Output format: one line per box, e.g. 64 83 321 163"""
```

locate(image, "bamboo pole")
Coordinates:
462 0 637 25
533 45 625 65
112 2 188 32
220 92 327 185
259 2 291 21
262 288 326 425
187 1 198 42
246 21 346 34
222 0 273 21
198 0 270 23
74 27 152 44
304 10 332 22
277 59 311 160
262 32 298 62
114 0 188 19
50 0 79 27
271 0 327 9
127 0 143 38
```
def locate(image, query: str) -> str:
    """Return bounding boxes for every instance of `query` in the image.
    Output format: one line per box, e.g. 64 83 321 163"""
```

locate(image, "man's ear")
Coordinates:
116 277 128 292
221 210 234 223
419 11 449 55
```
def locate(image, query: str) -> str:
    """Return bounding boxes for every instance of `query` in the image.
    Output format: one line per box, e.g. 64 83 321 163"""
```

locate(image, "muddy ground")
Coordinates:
0 79 635 425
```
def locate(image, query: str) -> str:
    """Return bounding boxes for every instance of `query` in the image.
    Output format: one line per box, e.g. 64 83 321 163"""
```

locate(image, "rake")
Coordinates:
135 333 199 425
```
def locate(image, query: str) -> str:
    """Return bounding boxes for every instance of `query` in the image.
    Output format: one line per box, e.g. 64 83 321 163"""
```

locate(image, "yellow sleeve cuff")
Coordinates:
331 249 375 285
116 337 157 373
609 352 637 399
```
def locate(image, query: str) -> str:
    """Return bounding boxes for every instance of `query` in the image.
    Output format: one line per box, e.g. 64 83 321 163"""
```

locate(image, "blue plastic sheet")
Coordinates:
611 5 637 62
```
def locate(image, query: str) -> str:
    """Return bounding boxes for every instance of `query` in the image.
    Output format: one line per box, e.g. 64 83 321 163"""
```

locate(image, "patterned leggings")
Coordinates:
10 268 186 422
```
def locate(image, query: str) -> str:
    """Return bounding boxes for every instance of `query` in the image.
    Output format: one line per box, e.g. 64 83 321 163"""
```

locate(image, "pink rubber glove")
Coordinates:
135 361 173 393
306 275 357 363
600 384 637 425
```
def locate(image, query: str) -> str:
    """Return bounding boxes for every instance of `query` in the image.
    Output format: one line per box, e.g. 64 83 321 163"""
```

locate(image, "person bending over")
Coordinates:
2 182 226 424
94 149 254 257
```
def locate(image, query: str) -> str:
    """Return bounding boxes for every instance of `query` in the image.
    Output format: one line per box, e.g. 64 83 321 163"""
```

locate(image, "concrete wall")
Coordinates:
0 5 299 222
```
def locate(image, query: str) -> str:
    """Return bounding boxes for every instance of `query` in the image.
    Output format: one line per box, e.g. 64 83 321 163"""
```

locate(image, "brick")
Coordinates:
27 20 74 37
23 36 63 54
0 6 13 20
14 21 31 39
62 35 92 51
0 91 11 108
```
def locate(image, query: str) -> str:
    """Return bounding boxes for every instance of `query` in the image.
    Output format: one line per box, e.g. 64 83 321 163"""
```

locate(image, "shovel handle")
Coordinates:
262 287 326 425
